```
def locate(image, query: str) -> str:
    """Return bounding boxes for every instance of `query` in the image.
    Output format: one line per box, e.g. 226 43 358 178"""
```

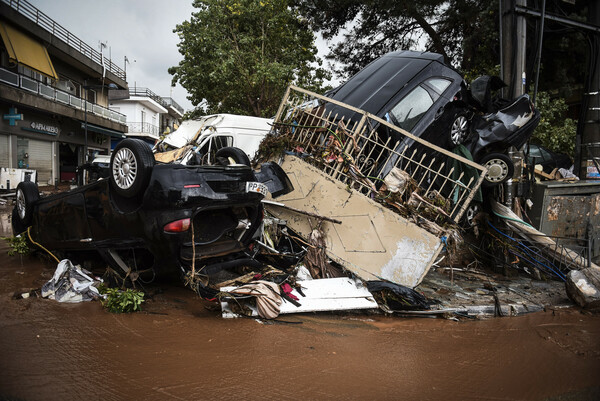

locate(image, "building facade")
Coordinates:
0 0 128 186
109 87 184 147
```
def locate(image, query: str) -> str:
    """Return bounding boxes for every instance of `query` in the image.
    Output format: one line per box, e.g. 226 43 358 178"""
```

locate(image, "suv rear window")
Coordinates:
388 78 451 132
389 86 433 132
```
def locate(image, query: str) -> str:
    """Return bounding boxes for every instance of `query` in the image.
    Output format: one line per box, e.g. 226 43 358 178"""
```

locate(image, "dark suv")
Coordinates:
327 51 540 186
12 139 291 276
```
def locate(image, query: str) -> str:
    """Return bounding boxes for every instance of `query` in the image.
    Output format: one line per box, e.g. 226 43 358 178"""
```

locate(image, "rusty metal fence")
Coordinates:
272 85 488 224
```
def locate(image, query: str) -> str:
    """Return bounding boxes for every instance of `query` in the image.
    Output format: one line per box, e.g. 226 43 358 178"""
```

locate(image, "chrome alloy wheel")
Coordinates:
112 147 138 190
450 115 469 145
16 188 26 220
483 157 509 183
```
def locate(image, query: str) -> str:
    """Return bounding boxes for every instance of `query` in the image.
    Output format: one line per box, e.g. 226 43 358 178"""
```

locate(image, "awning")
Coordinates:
81 123 125 139
0 22 58 80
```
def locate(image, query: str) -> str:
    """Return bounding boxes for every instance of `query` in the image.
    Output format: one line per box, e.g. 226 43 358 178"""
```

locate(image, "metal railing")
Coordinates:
0 67 127 124
161 97 185 115
126 122 160 137
129 87 167 108
271 85 488 225
1 0 126 80
129 89 186 115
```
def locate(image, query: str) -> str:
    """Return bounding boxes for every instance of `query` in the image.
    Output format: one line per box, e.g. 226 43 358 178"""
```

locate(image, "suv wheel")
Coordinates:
215 147 251 166
450 112 470 146
110 139 155 198
480 153 514 187
13 181 40 231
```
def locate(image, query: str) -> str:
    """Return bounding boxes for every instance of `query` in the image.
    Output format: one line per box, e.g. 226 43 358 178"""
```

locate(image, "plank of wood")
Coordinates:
220 277 378 318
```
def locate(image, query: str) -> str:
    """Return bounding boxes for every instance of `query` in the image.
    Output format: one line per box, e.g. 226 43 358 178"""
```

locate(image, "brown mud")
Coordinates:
1 207 600 400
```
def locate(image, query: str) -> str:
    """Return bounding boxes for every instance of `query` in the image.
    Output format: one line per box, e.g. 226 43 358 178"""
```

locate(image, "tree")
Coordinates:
169 0 330 118
293 0 500 80
532 91 577 158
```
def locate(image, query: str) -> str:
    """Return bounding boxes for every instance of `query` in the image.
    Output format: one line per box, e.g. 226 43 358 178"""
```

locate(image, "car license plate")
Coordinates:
246 182 268 196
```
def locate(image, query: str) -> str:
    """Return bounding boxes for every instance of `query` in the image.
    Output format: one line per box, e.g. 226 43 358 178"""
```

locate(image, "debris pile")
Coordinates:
6 76 599 319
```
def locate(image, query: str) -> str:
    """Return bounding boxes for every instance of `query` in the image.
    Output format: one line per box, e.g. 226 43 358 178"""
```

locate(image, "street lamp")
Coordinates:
83 81 118 183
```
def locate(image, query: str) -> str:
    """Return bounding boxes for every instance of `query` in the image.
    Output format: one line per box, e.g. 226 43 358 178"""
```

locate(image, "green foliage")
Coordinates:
2 235 29 257
169 0 331 118
462 65 501 87
532 91 577 158
99 286 145 314
294 0 500 79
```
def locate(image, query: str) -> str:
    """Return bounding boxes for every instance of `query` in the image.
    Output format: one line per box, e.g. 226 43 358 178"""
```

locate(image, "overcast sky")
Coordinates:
27 0 336 114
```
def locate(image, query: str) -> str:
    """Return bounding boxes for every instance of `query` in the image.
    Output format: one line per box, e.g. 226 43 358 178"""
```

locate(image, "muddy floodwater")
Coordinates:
1 210 599 400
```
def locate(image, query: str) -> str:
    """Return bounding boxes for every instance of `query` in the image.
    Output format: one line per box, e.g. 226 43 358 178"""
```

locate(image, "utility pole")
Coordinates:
501 0 527 99
577 0 600 179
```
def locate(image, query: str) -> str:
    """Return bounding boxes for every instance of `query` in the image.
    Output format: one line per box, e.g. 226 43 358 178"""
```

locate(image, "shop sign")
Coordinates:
3 107 23 126
28 121 61 135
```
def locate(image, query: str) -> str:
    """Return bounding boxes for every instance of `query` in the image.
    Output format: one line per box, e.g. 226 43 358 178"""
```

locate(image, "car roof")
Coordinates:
328 51 451 116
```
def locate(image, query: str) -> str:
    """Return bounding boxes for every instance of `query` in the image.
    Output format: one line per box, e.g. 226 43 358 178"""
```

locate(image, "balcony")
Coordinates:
0 66 127 124
161 97 185 116
1 0 126 80
130 87 165 106
126 122 160 139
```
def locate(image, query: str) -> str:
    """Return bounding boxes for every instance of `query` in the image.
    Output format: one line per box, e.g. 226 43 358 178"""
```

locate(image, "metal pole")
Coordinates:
84 85 88 185
533 0 546 104
499 0 504 99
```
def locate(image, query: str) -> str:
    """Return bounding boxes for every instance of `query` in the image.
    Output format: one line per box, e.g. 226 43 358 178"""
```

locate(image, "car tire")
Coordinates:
450 111 470 146
480 153 514 187
215 147 251 166
13 181 39 232
460 202 481 228
110 138 155 198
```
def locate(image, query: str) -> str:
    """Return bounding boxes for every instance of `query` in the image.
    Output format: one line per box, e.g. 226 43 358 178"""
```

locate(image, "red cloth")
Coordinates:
280 283 298 301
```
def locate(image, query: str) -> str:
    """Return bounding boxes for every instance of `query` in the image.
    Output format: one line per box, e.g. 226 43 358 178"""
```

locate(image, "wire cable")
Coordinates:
27 226 60 264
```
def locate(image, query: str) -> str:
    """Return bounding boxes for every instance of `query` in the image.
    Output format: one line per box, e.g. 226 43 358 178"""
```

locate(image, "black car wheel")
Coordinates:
480 153 514 187
461 202 481 228
450 112 470 146
14 181 39 230
110 139 155 198
215 147 251 166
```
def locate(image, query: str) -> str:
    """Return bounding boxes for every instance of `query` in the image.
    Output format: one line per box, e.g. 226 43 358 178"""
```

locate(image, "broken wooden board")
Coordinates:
220 277 378 318
265 155 444 288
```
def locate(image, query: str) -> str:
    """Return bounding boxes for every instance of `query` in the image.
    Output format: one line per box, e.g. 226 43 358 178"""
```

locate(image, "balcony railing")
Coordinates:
126 122 160 137
1 0 126 80
0 67 127 124
161 97 185 115
129 87 167 107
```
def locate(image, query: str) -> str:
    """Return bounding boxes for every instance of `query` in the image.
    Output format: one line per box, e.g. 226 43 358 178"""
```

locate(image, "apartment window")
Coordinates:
87 89 97 104
18 65 52 84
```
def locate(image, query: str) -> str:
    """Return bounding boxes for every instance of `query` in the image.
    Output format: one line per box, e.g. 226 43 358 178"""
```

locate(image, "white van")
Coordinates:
154 114 272 165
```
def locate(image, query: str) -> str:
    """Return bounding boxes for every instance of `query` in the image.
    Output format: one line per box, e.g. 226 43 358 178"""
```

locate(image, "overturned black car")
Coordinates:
12 139 292 277
326 51 540 186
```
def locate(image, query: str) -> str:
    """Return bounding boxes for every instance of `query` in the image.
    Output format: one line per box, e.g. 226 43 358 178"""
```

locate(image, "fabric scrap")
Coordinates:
41 259 102 303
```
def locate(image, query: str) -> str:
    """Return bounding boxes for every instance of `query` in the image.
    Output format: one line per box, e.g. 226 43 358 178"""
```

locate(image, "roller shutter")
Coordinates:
0 135 8 168
27 139 52 185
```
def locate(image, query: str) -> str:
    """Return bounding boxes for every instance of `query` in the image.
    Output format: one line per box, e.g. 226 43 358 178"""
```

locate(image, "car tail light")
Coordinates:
164 218 191 233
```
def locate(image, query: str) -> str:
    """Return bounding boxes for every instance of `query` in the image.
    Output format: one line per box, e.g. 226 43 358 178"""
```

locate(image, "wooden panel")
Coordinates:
267 155 443 287
221 277 378 318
